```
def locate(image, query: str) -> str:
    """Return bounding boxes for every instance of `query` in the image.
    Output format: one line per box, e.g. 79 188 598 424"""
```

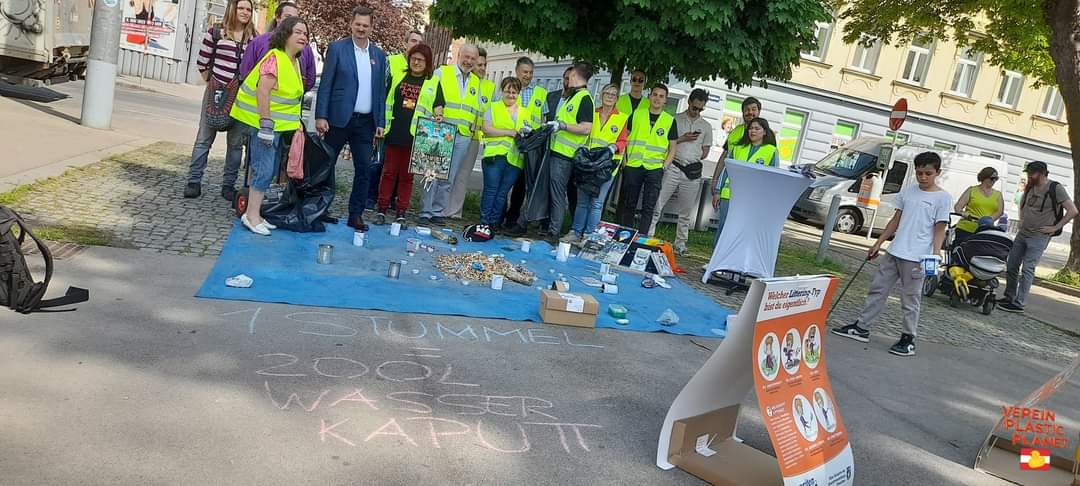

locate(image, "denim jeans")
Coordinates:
713 197 730 246
325 113 375 219
480 155 520 225
1002 232 1052 308
187 87 246 187
246 127 282 191
571 176 614 236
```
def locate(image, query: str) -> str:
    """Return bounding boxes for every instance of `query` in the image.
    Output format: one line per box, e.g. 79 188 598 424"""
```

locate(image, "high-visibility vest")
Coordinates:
587 109 629 174
716 124 747 200
230 49 303 131
719 144 779 199
474 79 496 141
482 101 526 169
408 77 442 136
615 94 648 118
434 64 481 137
549 89 592 158
520 85 547 128
625 109 674 170
384 72 439 138
388 53 407 90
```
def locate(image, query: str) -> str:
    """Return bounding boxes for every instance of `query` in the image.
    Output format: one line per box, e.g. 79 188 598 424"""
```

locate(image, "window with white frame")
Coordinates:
995 71 1024 108
948 47 981 97
802 21 833 62
980 151 1003 160
933 141 957 151
900 37 934 85
1040 86 1065 119
885 130 910 144
850 36 881 73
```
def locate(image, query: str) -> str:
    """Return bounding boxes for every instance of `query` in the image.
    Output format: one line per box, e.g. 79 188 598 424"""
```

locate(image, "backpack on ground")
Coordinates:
0 205 89 313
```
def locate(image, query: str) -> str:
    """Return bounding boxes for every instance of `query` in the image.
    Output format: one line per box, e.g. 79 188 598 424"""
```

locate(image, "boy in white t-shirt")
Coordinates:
832 152 952 357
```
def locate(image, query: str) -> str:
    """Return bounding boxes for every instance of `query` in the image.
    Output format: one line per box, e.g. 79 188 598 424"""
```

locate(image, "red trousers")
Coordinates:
377 144 415 213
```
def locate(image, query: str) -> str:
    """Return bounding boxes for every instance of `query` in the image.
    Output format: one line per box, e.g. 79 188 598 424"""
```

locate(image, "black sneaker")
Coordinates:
889 334 916 357
221 186 237 202
997 297 1013 305
999 302 1024 313
183 183 201 198
374 212 387 225
419 216 432 226
831 323 870 343
504 224 527 237
429 216 446 226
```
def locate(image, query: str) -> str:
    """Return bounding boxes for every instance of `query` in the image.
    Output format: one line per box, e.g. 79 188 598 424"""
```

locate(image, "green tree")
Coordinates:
840 0 1080 270
306 0 427 55
430 0 831 87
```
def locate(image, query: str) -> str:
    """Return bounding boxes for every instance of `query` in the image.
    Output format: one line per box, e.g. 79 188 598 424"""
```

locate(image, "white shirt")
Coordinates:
886 184 953 262
353 39 372 114
454 65 469 97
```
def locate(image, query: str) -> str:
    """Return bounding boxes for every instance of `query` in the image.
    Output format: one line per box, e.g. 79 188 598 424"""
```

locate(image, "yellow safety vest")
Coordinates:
719 144 779 199
615 94 648 119
230 49 303 131
408 77 442 136
587 109 629 174
384 71 440 138
482 101 526 169
716 124 747 200
474 79 496 141
435 64 481 137
625 109 674 170
520 85 548 128
550 89 592 158
388 53 407 80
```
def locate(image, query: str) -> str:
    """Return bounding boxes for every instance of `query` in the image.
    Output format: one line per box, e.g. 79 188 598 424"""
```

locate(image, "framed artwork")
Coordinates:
409 117 456 181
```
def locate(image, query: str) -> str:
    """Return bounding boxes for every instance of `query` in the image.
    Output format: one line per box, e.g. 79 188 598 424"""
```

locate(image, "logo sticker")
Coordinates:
470 87 477 95
566 104 573 112
657 128 666 136
481 96 488 104
535 99 543 107
610 125 619 134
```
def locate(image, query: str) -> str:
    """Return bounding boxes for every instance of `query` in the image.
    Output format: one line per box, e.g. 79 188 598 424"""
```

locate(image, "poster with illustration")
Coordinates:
409 117 456 181
578 222 638 264
751 276 854 486
120 0 181 58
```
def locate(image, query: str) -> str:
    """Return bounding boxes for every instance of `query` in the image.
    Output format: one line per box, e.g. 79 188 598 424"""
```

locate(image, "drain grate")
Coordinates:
20 241 87 260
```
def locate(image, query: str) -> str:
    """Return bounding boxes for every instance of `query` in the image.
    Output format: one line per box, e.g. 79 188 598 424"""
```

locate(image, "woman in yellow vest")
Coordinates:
229 16 307 235
376 43 443 225
567 83 628 240
953 167 1004 243
730 117 780 166
478 77 527 230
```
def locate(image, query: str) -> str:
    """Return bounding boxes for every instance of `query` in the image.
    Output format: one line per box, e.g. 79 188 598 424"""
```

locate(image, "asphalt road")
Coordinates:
3 246 1073 485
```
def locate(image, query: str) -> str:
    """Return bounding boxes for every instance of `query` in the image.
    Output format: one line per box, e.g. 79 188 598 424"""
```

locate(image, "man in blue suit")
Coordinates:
315 5 387 231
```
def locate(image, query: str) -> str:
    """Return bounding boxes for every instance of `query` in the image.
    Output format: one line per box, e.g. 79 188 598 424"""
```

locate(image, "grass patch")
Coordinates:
0 184 35 205
1051 269 1080 288
14 224 113 246
776 246 845 276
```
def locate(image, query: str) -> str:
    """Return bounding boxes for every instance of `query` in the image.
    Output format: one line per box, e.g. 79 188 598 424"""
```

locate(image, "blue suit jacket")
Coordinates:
315 38 387 129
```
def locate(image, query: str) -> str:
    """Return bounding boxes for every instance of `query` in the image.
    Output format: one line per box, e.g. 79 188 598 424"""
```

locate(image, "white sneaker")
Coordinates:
241 214 271 236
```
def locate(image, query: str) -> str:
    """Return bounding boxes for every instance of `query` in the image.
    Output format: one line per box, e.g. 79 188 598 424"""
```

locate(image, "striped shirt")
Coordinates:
197 28 247 84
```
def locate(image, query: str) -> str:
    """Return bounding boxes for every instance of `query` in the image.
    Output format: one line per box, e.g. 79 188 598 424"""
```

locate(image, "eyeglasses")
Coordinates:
630 77 645 83
688 106 704 112
602 92 618 97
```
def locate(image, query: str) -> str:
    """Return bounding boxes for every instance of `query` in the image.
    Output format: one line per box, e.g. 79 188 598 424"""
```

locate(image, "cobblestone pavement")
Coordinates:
9 142 1080 363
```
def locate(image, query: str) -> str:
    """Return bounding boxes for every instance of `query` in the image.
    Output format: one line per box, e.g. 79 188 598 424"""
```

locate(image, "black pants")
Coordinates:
504 174 526 226
325 113 375 219
617 166 663 234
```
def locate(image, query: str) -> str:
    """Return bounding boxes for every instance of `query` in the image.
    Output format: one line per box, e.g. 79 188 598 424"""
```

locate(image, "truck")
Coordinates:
0 0 92 84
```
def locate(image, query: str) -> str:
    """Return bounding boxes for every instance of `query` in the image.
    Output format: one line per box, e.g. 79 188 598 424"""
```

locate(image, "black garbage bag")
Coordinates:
261 130 337 232
572 146 615 198
515 125 554 223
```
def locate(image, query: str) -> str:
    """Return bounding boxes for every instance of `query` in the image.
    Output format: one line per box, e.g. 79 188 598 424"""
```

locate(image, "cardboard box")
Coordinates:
539 290 599 328
668 407 783 485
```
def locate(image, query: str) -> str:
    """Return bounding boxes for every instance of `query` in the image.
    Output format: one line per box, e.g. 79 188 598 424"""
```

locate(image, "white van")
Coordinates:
790 137 1009 234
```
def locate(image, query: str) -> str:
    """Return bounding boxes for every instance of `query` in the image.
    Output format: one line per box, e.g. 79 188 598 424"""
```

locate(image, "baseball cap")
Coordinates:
1024 161 1049 174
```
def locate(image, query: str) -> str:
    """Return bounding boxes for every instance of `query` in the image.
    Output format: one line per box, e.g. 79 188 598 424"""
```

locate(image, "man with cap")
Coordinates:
999 161 1077 313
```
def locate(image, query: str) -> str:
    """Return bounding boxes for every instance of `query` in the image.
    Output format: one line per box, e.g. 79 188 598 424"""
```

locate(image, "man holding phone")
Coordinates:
648 88 712 254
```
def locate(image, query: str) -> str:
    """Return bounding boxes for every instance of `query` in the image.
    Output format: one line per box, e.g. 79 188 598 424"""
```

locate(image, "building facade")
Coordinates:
481 20 1075 220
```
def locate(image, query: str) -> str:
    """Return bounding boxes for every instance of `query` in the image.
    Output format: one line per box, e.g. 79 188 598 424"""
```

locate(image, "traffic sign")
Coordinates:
889 98 908 131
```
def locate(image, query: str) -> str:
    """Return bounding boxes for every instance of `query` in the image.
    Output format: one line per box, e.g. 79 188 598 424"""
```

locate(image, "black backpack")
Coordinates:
1046 181 1066 237
0 205 89 313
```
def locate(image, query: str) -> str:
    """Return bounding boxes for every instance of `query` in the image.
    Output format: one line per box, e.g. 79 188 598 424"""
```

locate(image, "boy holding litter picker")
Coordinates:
831 152 952 357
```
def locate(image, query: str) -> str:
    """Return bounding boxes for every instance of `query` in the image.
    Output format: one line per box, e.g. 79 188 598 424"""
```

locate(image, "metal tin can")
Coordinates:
317 244 333 264
387 261 401 279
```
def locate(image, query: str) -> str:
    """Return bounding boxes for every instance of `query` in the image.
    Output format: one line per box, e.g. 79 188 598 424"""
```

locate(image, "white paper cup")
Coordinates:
491 274 504 290
353 232 365 247
556 242 571 262
390 222 401 236
521 239 531 253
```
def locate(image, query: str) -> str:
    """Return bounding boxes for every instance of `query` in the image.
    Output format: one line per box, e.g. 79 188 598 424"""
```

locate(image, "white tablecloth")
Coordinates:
703 161 812 282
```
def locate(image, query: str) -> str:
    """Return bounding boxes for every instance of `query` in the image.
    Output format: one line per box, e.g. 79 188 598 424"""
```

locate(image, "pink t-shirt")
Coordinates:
259 53 278 77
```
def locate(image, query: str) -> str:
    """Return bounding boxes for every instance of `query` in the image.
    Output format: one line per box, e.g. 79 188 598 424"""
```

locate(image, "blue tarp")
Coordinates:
196 221 729 338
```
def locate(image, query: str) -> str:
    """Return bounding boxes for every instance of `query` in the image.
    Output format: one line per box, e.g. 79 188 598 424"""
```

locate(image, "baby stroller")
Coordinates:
923 215 1012 315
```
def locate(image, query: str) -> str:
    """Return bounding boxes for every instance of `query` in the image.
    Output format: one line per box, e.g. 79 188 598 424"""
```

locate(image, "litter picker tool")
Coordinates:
829 257 870 316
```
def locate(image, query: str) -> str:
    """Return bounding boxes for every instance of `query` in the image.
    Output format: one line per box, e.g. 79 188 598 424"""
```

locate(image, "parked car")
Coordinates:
790 137 1009 234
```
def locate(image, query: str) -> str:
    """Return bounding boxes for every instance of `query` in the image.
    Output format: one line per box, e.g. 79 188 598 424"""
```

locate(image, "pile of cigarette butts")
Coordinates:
434 252 536 285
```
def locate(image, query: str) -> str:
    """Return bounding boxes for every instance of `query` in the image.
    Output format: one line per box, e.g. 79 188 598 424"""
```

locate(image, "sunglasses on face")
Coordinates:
689 106 704 112
630 77 645 83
